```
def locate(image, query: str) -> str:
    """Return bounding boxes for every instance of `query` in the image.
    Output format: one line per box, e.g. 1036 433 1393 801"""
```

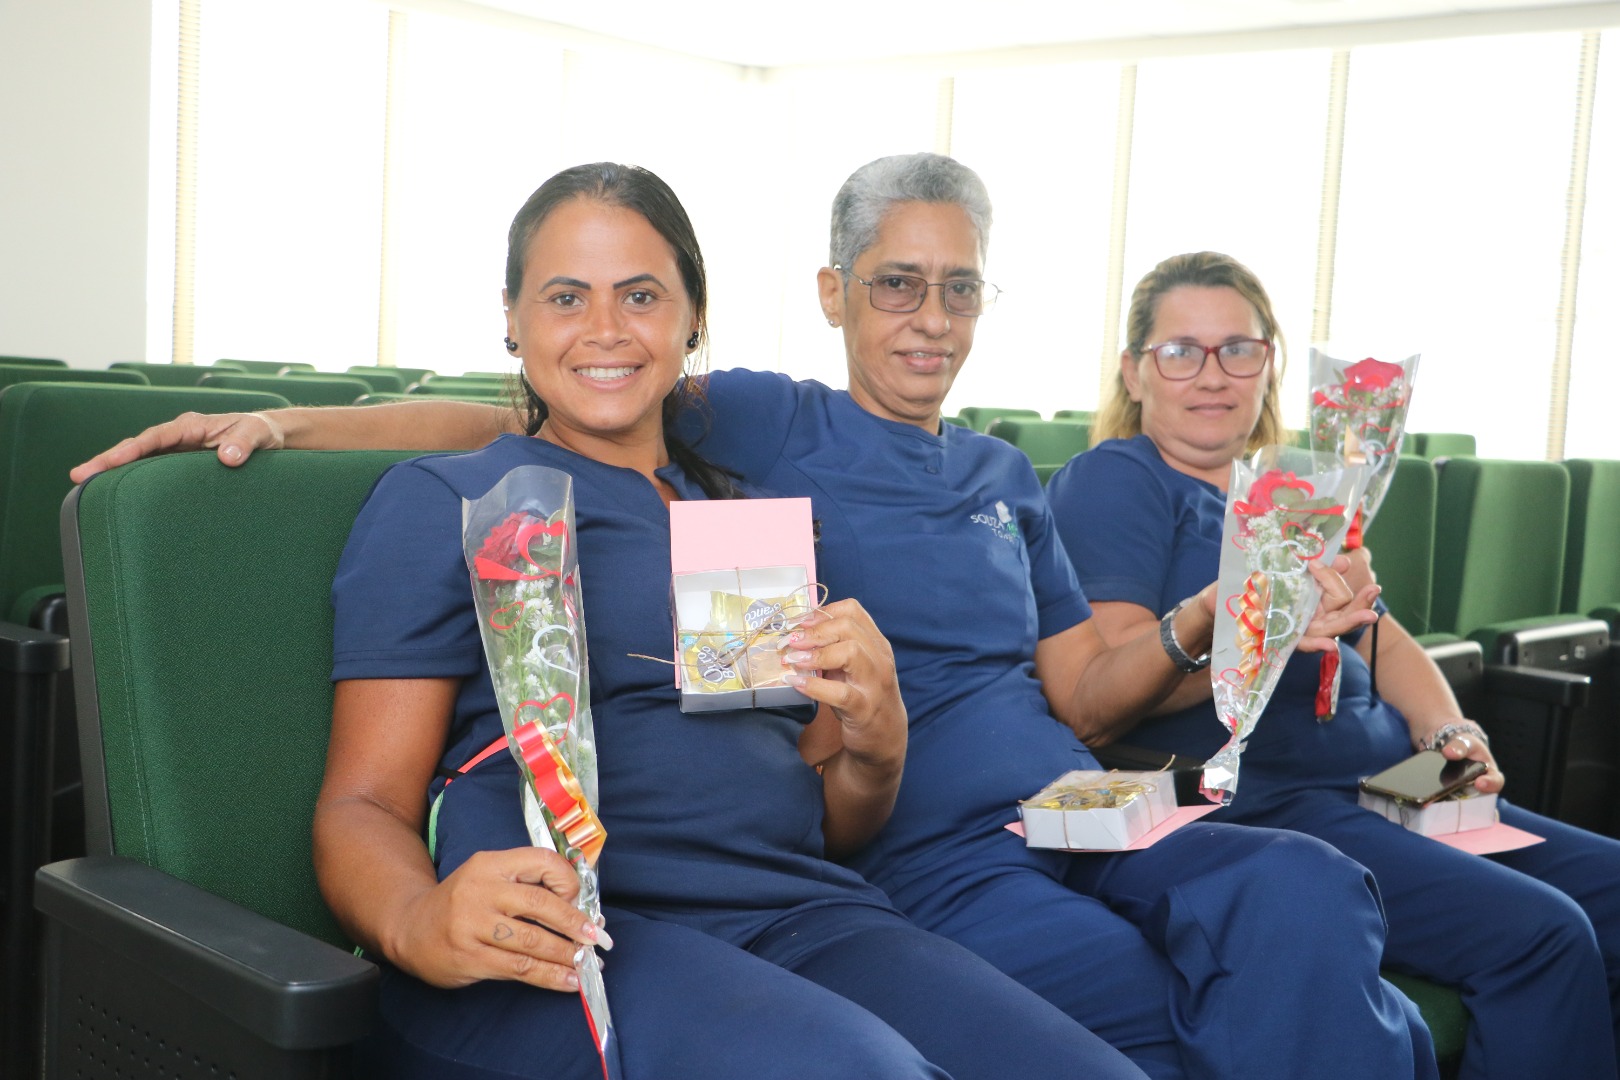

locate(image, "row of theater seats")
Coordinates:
0 374 1603 1074
0 359 516 1076
0 354 519 407
953 404 1479 483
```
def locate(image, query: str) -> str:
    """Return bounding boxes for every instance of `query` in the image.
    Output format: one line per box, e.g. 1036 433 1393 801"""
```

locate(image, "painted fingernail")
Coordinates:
783 649 811 664
787 632 804 645
596 927 614 951
565 971 580 990
782 672 808 687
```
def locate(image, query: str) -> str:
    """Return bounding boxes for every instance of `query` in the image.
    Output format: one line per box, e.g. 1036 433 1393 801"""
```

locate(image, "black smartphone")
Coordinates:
1359 750 1486 807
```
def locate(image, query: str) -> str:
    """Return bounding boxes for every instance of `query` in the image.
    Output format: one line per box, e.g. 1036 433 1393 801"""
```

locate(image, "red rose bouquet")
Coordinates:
463 465 617 1079
1204 447 1368 804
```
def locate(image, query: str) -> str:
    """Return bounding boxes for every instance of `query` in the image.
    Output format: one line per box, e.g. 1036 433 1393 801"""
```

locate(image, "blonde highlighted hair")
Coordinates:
1093 251 1286 452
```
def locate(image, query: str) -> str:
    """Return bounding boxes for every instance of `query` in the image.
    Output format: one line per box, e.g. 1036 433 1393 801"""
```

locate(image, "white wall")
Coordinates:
0 1 153 367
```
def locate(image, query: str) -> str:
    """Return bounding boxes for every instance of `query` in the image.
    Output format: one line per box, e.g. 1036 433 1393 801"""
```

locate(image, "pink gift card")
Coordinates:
669 498 817 709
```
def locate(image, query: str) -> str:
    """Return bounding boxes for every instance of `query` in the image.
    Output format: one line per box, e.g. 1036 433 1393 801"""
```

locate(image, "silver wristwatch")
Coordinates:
1159 598 1211 673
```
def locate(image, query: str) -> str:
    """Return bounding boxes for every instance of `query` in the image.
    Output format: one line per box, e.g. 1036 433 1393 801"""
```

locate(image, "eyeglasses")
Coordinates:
835 266 1000 317
1142 339 1272 381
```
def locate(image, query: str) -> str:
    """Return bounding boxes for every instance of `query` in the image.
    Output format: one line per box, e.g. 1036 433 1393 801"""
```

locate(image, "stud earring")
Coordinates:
827 318 838 327
504 337 518 352
686 331 700 350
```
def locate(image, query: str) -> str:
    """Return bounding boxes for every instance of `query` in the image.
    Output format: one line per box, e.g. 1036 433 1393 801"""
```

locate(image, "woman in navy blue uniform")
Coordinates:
316 162 1144 1080
84 157 1435 1080
1045 250 1620 1080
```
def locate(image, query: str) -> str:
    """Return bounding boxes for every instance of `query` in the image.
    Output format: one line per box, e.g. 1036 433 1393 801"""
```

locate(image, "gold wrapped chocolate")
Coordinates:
1026 779 1156 812
677 590 807 694
678 631 748 693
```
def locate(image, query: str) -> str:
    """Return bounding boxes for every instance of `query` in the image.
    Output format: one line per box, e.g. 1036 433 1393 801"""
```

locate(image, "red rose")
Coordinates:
478 511 529 564
1343 358 1404 394
1234 470 1315 518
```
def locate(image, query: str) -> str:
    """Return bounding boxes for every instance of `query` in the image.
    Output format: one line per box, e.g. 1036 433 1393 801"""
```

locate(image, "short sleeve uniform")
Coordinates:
683 372 1439 1080
1047 434 1620 1078
330 433 1141 1080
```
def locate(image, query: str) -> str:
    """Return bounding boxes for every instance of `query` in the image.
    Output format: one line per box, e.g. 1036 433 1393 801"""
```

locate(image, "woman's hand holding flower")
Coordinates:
386 846 610 993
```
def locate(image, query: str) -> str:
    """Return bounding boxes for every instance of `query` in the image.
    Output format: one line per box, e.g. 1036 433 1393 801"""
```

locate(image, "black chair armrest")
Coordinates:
36 856 377 1053
1483 663 1591 709
0 619 69 674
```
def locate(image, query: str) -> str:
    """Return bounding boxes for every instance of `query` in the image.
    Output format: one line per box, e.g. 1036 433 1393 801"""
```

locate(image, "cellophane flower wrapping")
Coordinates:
463 465 618 1080
1203 447 1368 804
1306 348 1420 528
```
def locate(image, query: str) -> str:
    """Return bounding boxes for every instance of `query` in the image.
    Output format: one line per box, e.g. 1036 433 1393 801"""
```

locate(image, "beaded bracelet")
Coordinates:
1420 720 1489 753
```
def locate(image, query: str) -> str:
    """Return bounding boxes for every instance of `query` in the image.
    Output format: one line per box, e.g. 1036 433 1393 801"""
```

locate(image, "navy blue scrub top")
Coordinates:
1045 434 1410 808
682 370 1102 893
332 434 893 946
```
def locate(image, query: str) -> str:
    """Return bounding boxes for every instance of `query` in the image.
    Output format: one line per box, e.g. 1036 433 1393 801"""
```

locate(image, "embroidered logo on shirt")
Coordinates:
970 500 1020 544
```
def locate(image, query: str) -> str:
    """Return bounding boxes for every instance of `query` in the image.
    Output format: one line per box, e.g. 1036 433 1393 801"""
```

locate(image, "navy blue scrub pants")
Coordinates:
889 822 1439 1080
1232 794 1620 1080
357 903 1149 1079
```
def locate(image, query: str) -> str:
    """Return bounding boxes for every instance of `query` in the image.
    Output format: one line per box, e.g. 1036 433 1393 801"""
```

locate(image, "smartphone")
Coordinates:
1359 750 1486 807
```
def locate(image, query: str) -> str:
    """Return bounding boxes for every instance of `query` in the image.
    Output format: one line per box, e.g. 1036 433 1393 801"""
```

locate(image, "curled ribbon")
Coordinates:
514 718 606 867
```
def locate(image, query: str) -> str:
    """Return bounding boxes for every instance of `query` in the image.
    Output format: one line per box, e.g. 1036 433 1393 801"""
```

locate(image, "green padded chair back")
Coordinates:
985 418 1091 466
0 365 147 393
218 359 316 373
1362 455 1437 634
1563 459 1620 616
334 369 408 394
0 355 68 367
411 375 514 397
955 406 1040 432
348 364 435 386
199 372 370 407
109 362 218 387
1052 409 1093 422
0 382 291 624
1410 432 1477 459
64 449 418 946
1431 458 1569 638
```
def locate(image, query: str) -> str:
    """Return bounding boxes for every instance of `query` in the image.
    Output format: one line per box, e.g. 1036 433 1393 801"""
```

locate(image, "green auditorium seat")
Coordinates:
410 374 514 397
218 358 317 373
1433 457 1612 832
955 405 1040 432
1563 460 1620 624
1362 456 1438 636
200 371 371 407
1409 432 1477 459
109 361 219 387
332 368 408 394
1052 409 1093 422
0 364 146 392
348 364 436 386
985 418 1091 467
0 355 68 367
37 450 400 1076
0 382 292 1077
462 370 516 380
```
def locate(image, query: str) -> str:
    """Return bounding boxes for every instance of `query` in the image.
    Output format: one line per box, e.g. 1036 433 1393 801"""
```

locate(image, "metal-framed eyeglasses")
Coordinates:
1141 338 1273 381
835 266 1001 317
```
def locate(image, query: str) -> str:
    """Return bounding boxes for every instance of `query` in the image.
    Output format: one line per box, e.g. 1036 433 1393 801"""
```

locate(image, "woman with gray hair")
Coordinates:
75 154 1436 1080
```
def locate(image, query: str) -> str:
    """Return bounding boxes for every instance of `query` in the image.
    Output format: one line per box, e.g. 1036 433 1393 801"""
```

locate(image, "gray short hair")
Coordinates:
828 153 993 272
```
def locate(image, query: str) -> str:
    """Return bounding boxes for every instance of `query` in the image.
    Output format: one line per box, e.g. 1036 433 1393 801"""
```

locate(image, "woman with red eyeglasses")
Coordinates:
1046 250 1620 1080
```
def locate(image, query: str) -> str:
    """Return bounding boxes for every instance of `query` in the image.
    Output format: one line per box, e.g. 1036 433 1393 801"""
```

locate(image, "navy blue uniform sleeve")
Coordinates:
1021 495 1093 640
1046 445 1174 612
680 368 799 485
331 460 484 681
